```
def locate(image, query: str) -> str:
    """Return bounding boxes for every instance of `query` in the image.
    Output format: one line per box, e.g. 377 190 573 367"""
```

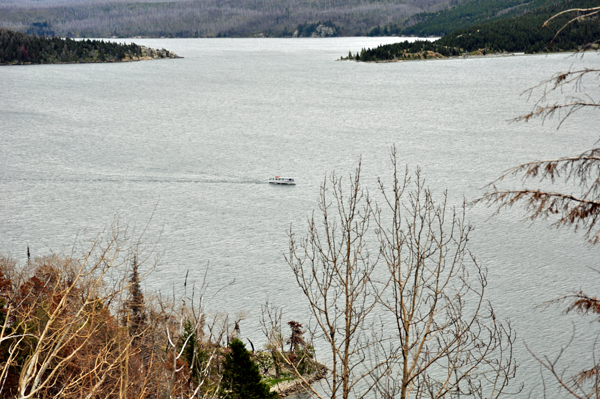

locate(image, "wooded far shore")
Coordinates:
0 29 180 65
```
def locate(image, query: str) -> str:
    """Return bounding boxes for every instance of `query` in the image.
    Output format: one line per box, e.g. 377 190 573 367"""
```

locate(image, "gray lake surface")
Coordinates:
2 37 599 396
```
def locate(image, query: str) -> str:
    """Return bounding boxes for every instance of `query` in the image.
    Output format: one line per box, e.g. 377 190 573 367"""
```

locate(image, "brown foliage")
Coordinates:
514 68 600 128
286 321 305 352
0 230 229 399
566 292 600 317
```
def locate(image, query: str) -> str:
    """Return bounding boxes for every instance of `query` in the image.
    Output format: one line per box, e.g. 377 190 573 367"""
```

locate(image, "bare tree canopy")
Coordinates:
286 149 517 399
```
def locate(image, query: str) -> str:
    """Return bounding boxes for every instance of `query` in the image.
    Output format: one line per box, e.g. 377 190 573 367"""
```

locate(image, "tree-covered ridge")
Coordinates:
437 0 600 53
0 0 441 38
399 0 552 37
0 29 179 65
351 0 600 61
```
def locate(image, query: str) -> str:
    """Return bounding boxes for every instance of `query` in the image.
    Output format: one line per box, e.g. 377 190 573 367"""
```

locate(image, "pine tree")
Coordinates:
220 339 278 399
127 255 146 345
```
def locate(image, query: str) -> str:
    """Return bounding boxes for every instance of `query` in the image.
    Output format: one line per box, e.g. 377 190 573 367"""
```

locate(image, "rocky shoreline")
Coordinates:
271 364 328 397
129 45 182 61
340 50 546 63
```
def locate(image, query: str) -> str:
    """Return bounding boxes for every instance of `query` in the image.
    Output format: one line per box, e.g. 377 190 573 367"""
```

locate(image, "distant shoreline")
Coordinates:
340 50 579 63
1 46 181 66
366 51 527 63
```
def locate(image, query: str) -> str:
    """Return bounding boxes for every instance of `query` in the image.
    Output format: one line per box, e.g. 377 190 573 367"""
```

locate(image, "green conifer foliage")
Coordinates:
220 339 278 399
127 255 146 344
178 319 207 383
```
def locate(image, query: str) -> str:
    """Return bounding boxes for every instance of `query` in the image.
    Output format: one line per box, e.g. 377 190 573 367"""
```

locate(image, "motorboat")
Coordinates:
269 176 296 185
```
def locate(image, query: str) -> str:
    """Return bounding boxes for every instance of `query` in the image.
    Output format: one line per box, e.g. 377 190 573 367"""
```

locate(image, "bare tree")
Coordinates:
287 152 517 398
477 8 600 398
287 162 386 399
260 300 285 380
372 151 516 399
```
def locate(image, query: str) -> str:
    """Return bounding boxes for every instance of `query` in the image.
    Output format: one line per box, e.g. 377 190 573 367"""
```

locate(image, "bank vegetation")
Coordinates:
0 224 324 399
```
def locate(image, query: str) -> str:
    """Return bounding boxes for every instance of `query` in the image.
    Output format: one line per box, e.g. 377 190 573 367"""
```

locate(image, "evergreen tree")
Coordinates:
220 339 278 399
127 255 146 344
178 319 206 383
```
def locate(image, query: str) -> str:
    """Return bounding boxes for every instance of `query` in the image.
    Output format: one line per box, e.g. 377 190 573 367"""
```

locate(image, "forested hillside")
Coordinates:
0 0 455 38
351 0 600 61
0 29 178 65
400 0 550 36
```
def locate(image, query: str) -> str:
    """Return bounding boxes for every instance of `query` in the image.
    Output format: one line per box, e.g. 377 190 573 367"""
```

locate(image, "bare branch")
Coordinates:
542 6 600 45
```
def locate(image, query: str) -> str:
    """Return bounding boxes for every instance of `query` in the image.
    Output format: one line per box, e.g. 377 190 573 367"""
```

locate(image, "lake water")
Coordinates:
1 37 599 396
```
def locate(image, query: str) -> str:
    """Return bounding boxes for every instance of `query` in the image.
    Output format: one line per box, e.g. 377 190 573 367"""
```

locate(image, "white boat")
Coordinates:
269 176 296 185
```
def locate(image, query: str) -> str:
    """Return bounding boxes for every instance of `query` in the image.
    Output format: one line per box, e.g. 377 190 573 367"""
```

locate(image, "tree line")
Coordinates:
2 0 589 40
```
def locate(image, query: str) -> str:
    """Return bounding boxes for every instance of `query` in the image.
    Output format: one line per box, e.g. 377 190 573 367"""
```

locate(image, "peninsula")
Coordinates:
0 29 180 65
